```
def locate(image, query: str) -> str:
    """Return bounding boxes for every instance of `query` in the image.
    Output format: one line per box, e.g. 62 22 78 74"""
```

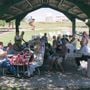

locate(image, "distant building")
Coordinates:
45 15 69 22
55 16 69 22
45 16 54 22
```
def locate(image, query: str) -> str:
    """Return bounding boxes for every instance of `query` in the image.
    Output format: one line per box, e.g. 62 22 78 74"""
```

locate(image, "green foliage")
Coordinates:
0 20 5 26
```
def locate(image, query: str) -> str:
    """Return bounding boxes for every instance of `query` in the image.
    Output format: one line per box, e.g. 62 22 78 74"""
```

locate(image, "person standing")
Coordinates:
75 31 90 70
80 31 89 47
42 33 48 44
52 35 57 50
14 31 25 51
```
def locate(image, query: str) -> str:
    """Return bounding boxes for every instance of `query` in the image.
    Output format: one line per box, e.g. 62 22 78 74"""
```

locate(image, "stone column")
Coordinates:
72 18 76 35
15 18 20 33
86 19 90 37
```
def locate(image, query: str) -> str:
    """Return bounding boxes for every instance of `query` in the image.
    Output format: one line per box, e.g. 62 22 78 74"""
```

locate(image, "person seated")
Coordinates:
26 41 44 77
44 43 56 71
56 41 67 59
61 35 69 45
80 31 88 47
0 42 3 50
6 42 15 55
0 42 18 76
75 44 90 71
52 42 66 71
45 41 66 72
44 43 54 61
64 40 77 67
65 40 76 55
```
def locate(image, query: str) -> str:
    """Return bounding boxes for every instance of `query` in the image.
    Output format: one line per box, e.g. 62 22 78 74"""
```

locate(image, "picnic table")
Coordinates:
7 52 33 75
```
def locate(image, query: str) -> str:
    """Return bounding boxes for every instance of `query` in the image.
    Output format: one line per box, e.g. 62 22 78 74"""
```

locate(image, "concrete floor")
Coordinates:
0 62 90 90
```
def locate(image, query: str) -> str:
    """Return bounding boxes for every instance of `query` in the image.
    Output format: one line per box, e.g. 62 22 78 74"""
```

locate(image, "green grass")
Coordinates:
0 32 14 45
0 22 88 46
0 29 62 45
20 21 87 29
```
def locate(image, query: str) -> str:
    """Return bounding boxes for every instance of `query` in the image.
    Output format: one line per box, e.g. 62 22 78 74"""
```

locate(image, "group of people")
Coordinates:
0 32 45 77
0 31 26 77
43 32 90 71
0 42 19 77
44 33 75 71
0 31 90 78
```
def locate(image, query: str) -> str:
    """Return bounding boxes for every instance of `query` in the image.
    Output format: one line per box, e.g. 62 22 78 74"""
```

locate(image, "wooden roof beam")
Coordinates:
41 0 43 4
11 6 23 13
6 4 85 22
42 0 49 5
0 0 23 15
68 5 76 12
48 5 85 21
47 5 85 21
25 0 33 8
6 5 43 22
66 0 90 18
58 0 64 7
76 12 84 16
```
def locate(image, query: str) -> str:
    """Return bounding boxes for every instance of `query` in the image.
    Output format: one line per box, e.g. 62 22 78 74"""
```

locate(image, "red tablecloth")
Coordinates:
8 52 34 65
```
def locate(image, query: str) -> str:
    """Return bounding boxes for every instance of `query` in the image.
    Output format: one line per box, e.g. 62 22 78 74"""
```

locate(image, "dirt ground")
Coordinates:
0 63 90 90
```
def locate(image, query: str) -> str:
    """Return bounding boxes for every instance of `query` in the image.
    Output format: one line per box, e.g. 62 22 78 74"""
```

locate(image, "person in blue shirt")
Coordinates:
0 42 19 76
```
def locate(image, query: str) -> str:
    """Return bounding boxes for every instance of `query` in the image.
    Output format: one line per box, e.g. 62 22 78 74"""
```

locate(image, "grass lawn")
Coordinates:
0 29 61 46
0 22 88 46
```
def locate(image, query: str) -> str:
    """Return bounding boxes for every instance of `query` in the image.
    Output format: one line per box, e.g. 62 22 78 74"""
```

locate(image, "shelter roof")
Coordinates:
0 0 90 21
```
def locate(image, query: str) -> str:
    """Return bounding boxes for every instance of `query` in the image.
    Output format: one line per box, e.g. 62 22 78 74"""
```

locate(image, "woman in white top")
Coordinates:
27 41 45 77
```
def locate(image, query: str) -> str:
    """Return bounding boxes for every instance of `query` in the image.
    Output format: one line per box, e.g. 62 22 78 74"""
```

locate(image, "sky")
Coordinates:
25 8 67 22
